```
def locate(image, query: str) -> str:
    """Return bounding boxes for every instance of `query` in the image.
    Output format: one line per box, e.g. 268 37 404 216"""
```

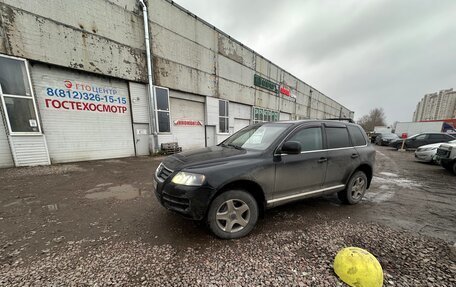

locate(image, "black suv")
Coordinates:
154 120 375 239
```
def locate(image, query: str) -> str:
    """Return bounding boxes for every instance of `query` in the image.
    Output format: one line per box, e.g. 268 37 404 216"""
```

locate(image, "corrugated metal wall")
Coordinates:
8 136 50 166
230 102 251 133
0 115 14 168
233 119 250 133
170 97 205 150
280 112 291 121
129 82 150 124
30 64 135 163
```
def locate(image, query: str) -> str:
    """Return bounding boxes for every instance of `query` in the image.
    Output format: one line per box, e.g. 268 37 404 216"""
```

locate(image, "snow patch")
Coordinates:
373 176 422 188
379 172 399 177
364 189 395 203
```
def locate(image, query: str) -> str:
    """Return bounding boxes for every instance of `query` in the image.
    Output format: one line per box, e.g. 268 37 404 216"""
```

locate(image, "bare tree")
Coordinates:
357 108 386 132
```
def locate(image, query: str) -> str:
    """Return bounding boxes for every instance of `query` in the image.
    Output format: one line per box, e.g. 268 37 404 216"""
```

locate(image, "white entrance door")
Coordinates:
133 123 150 156
205 125 216 147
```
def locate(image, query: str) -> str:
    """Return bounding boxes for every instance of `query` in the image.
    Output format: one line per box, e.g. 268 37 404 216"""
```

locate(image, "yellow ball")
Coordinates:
333 247 383 287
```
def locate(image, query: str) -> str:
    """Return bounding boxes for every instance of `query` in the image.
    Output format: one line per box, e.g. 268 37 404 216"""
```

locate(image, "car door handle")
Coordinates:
351 154 359 159
318 157 327 163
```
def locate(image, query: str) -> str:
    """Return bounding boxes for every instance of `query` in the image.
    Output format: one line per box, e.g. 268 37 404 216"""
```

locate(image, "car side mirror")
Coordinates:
280 141 301 154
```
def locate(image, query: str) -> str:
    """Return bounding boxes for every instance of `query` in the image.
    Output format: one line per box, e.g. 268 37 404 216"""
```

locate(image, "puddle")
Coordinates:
85 184 148 200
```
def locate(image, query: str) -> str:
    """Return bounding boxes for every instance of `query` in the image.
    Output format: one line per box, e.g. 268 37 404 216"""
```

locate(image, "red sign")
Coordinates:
280 86 290 96
401 133 408 139
45 99 127 114
174 120 202 126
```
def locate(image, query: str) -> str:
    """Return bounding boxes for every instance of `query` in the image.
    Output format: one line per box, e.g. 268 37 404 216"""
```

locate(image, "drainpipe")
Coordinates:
138 0 159 153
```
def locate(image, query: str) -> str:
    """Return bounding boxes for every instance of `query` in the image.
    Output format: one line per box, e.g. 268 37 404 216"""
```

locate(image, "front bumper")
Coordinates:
154 176 216 220
414 151 435 162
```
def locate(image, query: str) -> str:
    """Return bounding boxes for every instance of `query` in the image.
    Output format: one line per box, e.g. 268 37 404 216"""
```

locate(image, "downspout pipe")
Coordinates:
138 0 159 153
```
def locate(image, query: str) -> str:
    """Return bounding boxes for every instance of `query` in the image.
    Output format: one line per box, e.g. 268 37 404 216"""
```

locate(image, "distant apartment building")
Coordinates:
413 89 456 121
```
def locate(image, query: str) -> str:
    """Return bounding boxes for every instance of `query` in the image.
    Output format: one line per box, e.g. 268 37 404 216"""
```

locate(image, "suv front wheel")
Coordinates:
207 190 259 239
338 171 368 204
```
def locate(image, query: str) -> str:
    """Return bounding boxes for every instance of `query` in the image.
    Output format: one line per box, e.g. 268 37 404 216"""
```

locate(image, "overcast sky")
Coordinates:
173 0 456 123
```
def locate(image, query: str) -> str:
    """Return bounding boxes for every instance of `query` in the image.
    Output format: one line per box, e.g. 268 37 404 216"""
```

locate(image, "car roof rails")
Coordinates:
325 118 355 123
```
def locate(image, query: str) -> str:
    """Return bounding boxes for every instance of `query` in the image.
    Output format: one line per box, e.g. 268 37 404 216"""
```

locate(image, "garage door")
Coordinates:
31 64 135 163
280 112 291 121
0 116 13 168
170 98 205 150
234 118 250 133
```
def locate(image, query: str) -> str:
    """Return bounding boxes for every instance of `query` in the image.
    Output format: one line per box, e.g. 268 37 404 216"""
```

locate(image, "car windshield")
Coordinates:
221 123 291 151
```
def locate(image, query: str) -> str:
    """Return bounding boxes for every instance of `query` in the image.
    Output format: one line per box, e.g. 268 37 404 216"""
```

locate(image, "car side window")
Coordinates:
348 126 367 146
288 127 323 152
326 127 351 149
415 134 427 140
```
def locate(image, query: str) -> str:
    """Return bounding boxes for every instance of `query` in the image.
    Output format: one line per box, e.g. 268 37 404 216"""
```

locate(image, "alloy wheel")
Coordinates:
351 177 366 200
216 199 250 233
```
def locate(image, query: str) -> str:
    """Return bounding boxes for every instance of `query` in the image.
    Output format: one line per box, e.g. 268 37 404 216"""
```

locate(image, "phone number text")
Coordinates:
46 88 127 105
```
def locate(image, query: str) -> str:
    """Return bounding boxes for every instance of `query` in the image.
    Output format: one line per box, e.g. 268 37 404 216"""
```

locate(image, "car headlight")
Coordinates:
171 172 206 186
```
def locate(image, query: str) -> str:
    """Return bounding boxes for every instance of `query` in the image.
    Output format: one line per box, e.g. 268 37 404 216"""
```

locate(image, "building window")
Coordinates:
219 100 229 133
154 86 170 133
0 55 41 134
253 107 279 124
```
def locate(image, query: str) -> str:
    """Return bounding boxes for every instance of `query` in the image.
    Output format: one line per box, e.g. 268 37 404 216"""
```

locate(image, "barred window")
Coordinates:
219 100 229 133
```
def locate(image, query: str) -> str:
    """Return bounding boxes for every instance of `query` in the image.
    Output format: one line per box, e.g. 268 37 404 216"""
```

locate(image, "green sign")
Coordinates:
254 74 278 93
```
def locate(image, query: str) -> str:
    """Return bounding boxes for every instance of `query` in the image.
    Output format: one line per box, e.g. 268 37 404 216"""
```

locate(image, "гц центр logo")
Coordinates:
63 80 73 89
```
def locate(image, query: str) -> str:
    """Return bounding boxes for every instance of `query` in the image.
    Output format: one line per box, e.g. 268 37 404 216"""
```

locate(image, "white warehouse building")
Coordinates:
0 0 353 168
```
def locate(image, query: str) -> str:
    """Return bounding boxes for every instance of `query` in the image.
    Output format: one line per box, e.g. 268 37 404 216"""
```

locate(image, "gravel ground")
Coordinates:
2 220 455 286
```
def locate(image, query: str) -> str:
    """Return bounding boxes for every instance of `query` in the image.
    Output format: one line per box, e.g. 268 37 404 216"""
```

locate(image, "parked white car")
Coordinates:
415 140 456 163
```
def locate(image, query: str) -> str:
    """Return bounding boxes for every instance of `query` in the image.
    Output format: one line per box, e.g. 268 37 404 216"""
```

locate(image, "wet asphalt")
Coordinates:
1 146 455 255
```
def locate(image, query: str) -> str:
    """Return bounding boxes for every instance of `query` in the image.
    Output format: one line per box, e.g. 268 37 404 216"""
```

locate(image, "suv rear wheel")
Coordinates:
338 171 367 204
207 190 258 239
